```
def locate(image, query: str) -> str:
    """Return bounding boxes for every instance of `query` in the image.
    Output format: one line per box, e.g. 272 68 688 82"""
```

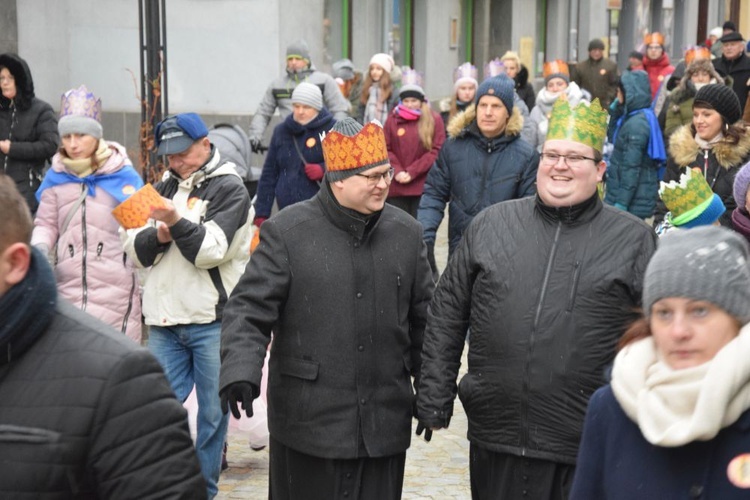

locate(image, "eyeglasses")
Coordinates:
356 167 395 186
540 152 597 167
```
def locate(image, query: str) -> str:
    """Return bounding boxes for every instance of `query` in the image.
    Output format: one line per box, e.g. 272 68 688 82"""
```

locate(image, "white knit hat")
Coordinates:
291 82 323 111
369 53 394 74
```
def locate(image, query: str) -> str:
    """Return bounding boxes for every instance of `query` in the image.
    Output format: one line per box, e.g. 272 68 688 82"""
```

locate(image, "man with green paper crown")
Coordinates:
416 98 657 499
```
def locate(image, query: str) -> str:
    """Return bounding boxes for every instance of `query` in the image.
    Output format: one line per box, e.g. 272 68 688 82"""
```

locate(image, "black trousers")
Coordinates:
469 445 574 500
268 436 406 500
386 196 421 219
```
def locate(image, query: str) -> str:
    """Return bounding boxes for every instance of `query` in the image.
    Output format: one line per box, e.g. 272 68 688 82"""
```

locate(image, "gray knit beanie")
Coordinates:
58 115 103 139
291 82 323 111
286 39 311 62
643 226 750 322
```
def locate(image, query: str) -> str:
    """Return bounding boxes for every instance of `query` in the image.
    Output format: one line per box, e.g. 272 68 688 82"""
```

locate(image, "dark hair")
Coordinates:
0 175 33 252
724 21 737 31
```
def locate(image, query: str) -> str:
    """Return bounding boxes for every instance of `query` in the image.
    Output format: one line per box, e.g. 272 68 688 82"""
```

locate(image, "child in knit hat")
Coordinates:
439 62 478 128
30 86 143 343
358 53 397 125
384 70 446 218
655 167 726 236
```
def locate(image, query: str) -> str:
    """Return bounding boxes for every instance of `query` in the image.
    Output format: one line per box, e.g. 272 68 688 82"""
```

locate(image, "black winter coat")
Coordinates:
0 265 205 498
220 182 434 459
417 195 656 464
418 105 538 255
0 53 59 213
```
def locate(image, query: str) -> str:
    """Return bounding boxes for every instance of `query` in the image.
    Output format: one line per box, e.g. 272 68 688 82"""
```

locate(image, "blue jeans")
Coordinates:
149 321 229 499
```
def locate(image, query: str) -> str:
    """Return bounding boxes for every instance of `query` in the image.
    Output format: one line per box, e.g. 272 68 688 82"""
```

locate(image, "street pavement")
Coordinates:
216 215 474 499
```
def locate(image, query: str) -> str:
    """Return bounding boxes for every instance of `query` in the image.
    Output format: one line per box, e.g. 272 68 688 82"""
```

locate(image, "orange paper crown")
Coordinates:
685 46 711 65
543 60 570 79
322 121 389 177
644 32 665 46
111 183 166 229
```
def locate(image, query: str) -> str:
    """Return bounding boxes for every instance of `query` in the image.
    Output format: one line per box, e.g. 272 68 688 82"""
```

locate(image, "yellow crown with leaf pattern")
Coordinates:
546 98 608 153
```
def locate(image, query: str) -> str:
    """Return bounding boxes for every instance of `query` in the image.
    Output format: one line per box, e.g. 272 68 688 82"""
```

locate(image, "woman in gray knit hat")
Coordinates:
571 225 750 499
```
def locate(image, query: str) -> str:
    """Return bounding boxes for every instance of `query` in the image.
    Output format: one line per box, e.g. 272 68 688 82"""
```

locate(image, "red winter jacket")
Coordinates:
643 54 674 99
384 109 445 197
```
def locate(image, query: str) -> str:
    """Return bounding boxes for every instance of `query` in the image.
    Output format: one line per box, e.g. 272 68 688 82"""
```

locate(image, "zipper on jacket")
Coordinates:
80 185 88 311
521 221 562 454
96 242 103 259
566 261 582 312
121 271 135 335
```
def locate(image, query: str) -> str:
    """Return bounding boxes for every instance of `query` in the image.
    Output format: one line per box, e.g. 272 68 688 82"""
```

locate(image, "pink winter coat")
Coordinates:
31 142 143 343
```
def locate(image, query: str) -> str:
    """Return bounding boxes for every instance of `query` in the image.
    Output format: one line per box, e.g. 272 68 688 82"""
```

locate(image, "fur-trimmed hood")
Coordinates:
670 60 725 105
0 53 35 111
446 103 524 139
669 123 750 169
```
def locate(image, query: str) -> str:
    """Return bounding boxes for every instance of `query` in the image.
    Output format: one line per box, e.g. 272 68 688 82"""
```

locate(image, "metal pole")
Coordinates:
138 0 167 183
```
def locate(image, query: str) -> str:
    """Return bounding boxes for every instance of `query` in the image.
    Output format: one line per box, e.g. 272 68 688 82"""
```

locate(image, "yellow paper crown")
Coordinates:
321 121 388 178
546 98 608 152
659 168 713 220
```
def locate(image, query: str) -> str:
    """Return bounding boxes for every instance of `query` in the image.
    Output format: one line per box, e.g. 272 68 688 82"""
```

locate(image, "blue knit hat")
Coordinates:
476 74 515 115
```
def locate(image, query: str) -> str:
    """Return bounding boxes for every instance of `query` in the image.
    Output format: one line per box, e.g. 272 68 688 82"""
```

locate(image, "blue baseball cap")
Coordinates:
155 113 208 155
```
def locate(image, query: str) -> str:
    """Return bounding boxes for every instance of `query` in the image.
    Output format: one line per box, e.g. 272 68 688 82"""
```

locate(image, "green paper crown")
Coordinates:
659 168 714 220
546 98 608 152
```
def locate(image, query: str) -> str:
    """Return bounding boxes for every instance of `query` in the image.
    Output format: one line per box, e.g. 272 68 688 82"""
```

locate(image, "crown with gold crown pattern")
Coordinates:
546 98 608 152
454 62 478 83
59 85 102 122
659 168 714 219
321 122 389 173
483 58 505 79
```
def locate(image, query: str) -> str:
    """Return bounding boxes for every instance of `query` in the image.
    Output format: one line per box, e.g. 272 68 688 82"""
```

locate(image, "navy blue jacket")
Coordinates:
254 108 335 218
571 385 750 499
418 105 538 255
604 70 659 219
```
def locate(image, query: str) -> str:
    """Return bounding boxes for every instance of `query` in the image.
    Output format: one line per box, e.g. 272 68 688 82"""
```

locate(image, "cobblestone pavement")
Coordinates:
217 216 469 499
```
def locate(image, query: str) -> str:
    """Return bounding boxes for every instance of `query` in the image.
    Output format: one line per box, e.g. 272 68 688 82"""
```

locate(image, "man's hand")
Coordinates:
150 198 181 227
416 422 433 442
220 381 259 419
0 140 10 154
156 223 172 244
250 138 263 154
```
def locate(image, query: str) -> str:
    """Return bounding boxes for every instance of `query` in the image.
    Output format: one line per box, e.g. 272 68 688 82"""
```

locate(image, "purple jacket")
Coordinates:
32 141 143 342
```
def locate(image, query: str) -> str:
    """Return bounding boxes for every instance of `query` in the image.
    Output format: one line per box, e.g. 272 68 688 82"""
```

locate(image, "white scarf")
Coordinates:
694 132 725 150
611 323 750 447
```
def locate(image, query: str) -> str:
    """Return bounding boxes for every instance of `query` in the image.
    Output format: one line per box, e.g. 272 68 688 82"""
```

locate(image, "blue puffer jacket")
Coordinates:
604 70 659 219
254 108 335 218
418 105 538 255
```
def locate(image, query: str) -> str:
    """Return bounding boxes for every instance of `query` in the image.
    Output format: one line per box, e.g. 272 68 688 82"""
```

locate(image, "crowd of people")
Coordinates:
3 22 750 500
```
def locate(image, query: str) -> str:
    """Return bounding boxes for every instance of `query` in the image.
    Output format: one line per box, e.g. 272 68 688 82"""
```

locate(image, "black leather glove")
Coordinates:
416 422 433 442
426 245 439 282
220 381 259 419
250 138 262 154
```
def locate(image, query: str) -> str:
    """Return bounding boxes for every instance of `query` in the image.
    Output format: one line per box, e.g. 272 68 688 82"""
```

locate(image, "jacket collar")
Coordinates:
316 181 382 241
535 191 602 225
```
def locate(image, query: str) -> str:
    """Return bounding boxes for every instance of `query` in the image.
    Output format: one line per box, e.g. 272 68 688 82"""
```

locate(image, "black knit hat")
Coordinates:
694 84 742 124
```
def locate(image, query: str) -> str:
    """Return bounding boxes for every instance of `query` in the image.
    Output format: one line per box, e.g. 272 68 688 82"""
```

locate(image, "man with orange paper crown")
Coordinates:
417 98 656 499
220 117 434 499
121 112 253 499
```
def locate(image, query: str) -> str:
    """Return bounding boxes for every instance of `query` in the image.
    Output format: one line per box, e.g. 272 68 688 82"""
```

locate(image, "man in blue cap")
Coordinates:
122 112 253 499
